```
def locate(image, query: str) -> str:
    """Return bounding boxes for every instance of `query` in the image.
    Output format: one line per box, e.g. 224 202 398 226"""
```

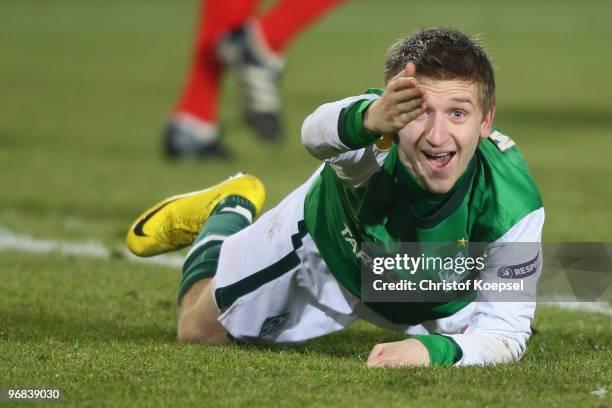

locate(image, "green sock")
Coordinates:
178 195 256 304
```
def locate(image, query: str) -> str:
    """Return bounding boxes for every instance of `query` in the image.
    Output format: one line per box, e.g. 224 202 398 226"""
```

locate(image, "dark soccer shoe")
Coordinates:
163 115 230 159
217 23 285 142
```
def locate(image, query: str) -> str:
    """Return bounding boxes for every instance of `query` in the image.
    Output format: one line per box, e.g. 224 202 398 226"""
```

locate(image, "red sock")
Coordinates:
175 0 259 122
259 0 343 53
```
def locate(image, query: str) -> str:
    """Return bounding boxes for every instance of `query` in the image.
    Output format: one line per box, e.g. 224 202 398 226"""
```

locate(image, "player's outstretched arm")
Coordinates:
366 209 546 368
301 63 425 161
301 94 380 161
445 210 545 366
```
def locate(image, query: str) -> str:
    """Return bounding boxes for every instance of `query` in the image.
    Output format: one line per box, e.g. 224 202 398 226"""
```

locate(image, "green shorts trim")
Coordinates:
214 220 308 309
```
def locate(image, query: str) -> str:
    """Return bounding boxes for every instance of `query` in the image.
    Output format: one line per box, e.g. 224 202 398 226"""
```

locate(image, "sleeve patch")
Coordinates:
489 131 516 152
497 252 540 279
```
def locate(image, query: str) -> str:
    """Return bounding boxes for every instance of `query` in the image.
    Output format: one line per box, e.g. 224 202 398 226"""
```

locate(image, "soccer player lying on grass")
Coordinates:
126 28 544 367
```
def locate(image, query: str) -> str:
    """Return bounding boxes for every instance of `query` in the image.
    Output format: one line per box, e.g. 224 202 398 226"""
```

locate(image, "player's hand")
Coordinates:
366 339 430 368
363 63 426 135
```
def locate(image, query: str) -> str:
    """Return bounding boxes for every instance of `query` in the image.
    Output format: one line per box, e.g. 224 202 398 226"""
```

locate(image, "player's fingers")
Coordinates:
367 359 384 368
397 106 425 125
395 95 424 112
366 344 384 366
389 65 411 82
390 100 423 126
390 62 417 81
366 357 379 368
388 77 419 93
403 62 417 78
367 357 406 368
369 344 383 356
392 87 423 103
398 97 425 114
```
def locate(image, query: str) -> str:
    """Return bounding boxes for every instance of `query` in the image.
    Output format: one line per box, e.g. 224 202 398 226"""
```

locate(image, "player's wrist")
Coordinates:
362 100 382 134
339 98 381 149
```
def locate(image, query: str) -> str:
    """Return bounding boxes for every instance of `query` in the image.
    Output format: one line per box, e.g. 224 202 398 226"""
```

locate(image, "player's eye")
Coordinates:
450 110 466 119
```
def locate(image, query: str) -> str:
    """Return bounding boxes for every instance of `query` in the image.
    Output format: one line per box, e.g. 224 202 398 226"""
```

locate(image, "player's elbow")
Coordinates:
177 323 209 343
177 318 232 345
301 112 341 161
300 114 323 159
453 332 528 366
485 335 525 364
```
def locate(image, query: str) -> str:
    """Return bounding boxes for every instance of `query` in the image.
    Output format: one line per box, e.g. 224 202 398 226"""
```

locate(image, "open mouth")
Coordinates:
422 151 456 170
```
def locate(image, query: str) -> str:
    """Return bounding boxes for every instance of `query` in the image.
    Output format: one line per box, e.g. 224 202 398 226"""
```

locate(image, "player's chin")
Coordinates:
423 177 455 194
420 165 459 194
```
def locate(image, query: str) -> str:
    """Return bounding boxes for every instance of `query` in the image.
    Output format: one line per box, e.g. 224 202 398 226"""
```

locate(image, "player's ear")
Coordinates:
480 106 496 139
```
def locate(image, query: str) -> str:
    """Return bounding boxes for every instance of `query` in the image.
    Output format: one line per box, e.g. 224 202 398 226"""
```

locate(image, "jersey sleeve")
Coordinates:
301 94 388 187
444 207 545 366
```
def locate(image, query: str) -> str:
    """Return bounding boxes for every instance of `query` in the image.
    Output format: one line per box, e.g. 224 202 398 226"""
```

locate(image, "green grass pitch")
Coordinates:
1 0 611 406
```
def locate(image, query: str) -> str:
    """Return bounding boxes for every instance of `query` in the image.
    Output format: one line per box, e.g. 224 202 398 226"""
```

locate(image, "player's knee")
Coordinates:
177 320 204 343
177 316 230 345
177 318 209 342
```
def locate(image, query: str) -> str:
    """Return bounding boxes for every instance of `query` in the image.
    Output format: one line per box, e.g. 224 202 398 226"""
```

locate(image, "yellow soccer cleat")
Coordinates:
126 173 265 257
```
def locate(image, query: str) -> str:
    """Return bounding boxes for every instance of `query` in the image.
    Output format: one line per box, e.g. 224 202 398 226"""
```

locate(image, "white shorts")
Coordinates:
211 168 476 343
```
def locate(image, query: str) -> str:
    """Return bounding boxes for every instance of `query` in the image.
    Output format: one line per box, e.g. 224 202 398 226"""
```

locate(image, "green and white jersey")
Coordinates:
301 91 545 365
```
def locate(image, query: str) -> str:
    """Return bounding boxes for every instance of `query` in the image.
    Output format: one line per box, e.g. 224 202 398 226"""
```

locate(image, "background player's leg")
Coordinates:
216 0 343 141
258 0 344 53
166 0 259 157
175 0 258 122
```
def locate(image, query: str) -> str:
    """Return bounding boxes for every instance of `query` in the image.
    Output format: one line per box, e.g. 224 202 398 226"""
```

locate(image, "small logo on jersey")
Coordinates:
438 250 471 282
489 131 516 152
259 312 290 337
457 237 469 247
497 253 540 279
374 134 394 151
340 223 372 264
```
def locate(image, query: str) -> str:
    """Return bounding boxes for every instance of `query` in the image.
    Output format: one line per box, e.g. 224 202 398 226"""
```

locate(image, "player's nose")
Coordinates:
423 112 449 147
